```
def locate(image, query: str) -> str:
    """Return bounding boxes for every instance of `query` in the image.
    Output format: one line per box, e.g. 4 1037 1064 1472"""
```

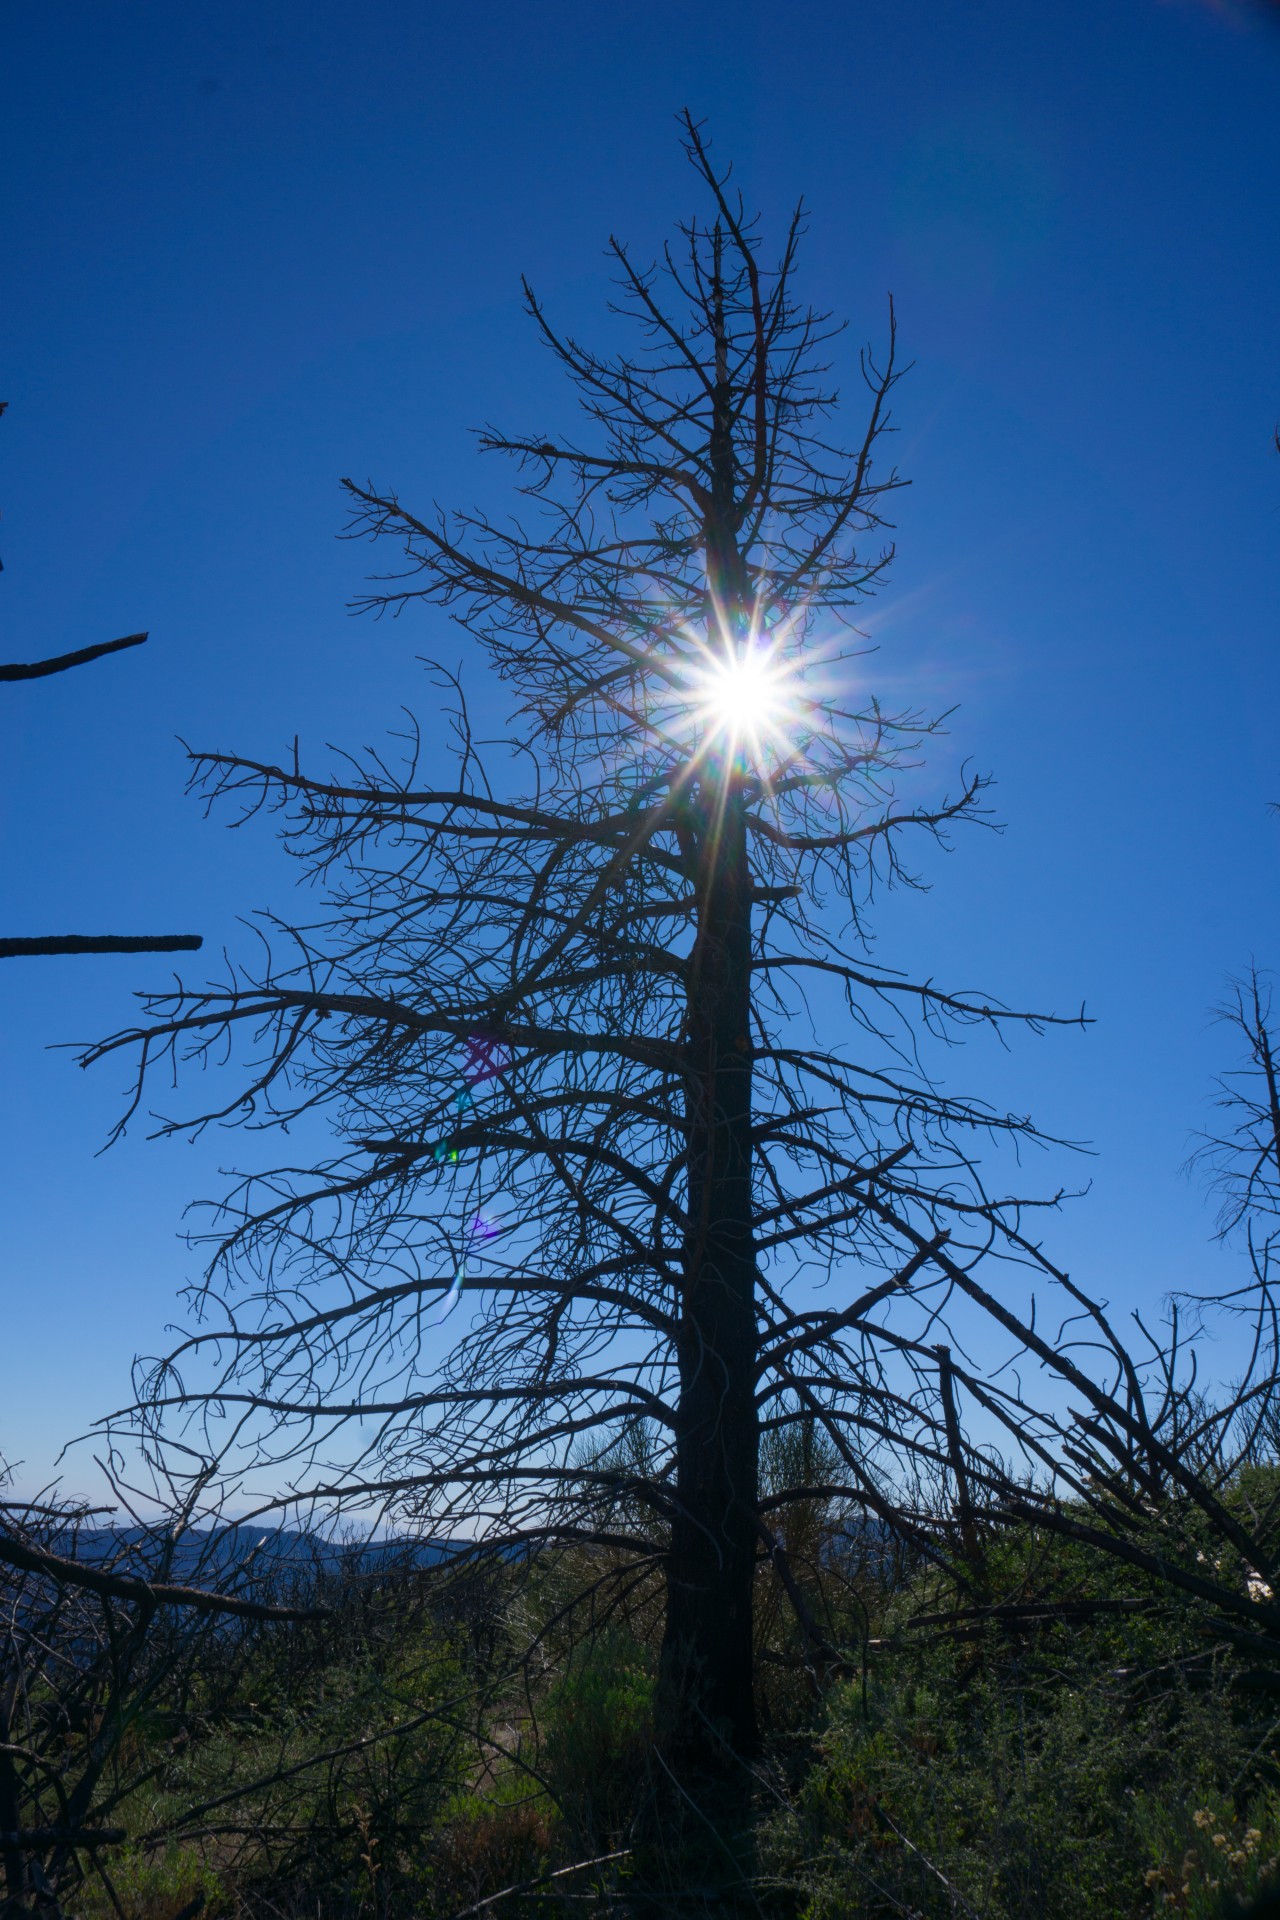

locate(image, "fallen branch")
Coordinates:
440 1849 632 1920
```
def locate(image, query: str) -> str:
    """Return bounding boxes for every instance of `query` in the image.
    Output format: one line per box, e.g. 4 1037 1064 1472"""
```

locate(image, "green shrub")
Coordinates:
540 1636 655 1842
80 1843 224 1920
765 1547 1280 1920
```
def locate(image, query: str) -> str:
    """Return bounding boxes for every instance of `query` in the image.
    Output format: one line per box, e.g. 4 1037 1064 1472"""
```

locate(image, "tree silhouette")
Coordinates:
86 118 1080 1767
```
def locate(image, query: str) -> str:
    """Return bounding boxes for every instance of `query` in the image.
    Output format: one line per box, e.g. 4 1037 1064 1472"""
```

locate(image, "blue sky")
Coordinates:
2 0 1278 1496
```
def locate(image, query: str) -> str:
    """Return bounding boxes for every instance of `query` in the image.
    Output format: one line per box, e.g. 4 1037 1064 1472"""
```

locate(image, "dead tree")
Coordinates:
83 118 1082 1767
1195 967 1280 1287
1 403 201 960
867 967 1280 1689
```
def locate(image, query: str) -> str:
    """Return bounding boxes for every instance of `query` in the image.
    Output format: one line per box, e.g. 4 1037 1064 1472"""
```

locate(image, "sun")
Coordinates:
692 641 796 759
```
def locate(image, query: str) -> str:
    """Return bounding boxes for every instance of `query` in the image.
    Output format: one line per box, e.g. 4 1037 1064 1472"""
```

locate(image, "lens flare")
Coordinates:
693 642 795 758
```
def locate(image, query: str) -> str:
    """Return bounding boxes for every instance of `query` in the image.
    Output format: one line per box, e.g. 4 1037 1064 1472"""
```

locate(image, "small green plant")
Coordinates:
80 1844 223 1920
540 1635 655 1843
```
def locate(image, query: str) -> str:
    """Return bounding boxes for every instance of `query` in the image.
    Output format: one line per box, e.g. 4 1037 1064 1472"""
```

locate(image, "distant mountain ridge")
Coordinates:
44 1523 454 1586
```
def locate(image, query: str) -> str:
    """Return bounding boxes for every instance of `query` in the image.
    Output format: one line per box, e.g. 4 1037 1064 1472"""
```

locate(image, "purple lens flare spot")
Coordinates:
463 1032 511 1086
425 1039 510 1327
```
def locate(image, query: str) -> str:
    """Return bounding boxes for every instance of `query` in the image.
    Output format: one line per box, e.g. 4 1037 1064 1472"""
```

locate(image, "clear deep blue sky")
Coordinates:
3 0 1278 1496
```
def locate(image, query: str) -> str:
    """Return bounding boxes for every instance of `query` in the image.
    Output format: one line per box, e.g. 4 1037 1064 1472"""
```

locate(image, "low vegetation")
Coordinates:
8 1469 1280 1920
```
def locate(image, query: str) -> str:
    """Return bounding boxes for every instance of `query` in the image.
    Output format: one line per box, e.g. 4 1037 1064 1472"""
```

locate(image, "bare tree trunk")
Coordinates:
659 309 761 1761
661 779 760 1762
